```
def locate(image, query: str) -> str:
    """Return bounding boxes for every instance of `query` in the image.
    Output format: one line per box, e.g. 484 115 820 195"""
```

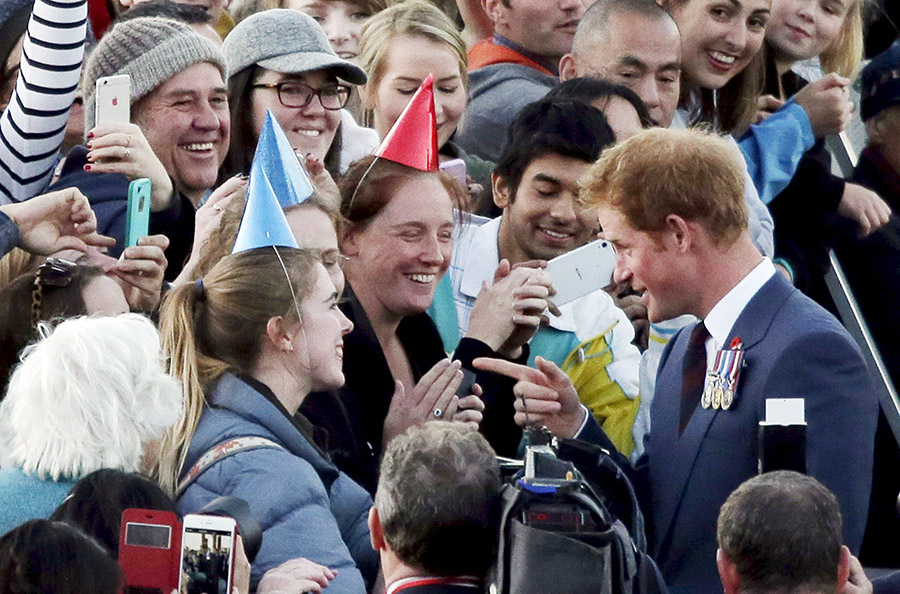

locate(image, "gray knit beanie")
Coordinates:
83 17 227 132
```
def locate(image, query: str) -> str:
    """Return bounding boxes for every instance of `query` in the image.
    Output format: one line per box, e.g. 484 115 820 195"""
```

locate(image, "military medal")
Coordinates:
720 337 744 410
722 388 734 409
702 372 716 409
709 337 744 411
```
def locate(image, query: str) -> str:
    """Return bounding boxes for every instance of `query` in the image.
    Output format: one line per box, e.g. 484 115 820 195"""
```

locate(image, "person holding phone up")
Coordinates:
48 17 230 279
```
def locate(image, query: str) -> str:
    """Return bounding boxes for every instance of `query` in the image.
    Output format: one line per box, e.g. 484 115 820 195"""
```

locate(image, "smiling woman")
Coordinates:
661 0 772 133
221 9 376 179
157 248 375 592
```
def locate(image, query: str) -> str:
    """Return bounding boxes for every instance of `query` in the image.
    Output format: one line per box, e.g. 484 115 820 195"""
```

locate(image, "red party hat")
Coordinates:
374 74 439 171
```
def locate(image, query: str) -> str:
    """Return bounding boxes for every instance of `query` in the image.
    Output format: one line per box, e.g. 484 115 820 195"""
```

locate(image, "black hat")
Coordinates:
861 42 900 122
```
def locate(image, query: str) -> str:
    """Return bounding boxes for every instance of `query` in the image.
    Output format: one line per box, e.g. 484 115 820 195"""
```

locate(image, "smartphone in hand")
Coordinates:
125 178 151 248
180 513 238 594
118 508 182 594
546 239 617 306
95 74 131 127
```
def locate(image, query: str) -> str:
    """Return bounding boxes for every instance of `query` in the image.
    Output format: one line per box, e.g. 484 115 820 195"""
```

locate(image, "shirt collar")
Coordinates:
459 216 503 298
703 258 776 348
492 34 559 75
387 576 482 594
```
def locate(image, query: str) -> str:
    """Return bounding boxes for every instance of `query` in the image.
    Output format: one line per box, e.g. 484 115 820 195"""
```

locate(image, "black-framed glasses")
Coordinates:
251 81 350 110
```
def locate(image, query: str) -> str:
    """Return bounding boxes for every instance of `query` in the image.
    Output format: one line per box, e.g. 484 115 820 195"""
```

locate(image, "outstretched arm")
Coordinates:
0 0 87 203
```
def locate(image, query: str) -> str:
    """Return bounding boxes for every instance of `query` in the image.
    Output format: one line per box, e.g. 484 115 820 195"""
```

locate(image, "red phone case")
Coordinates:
118 508 182 593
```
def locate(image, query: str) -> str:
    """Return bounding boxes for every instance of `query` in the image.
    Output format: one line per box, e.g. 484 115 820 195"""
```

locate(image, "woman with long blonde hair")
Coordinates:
156 247 376 593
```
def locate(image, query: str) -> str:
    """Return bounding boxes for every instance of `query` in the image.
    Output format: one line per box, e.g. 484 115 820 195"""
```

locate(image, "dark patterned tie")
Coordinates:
680 321 709 435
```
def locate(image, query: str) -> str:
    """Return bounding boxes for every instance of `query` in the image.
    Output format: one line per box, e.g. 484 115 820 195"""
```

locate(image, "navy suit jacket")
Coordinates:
644 273 878 594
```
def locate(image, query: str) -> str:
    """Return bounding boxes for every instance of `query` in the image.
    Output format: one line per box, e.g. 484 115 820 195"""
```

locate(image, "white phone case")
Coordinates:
546 239 617 306
179 514 237 594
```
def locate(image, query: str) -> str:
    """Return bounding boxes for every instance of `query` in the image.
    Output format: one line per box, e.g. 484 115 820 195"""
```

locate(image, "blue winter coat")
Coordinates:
177 373 377 593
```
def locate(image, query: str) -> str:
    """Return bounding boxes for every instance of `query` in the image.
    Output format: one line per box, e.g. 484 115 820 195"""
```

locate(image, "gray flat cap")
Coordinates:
223 9 367 85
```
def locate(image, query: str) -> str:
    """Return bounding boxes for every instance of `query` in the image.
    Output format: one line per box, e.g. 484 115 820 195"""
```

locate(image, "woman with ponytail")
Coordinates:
156 247 373 594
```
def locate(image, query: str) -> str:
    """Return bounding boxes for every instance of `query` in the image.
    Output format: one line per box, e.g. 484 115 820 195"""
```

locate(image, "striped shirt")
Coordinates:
0 0 86 204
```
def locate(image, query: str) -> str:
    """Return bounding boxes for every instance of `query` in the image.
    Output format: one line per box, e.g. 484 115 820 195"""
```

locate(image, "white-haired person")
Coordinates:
0 314 181 535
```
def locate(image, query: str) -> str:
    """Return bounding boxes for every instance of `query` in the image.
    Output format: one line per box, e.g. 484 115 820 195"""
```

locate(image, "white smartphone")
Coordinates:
439 158 467 187
179 514 237 594
546 239 617 307
94 74 131 127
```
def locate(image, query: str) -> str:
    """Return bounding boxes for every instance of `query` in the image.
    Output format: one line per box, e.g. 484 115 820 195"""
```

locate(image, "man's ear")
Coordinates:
716 549 741 594
558 54 578 82
368 507 387 552
492 172 512 210
341 225 362 257
664 214 692 253
484 0 505 27
867 117 888 146
836 545 851 593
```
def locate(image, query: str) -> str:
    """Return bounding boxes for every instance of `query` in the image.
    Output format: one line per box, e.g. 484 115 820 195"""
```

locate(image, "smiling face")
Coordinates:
250 69 342 162
367 35 465 148
766 0 851 66
492 0 589 62
134 62 230 203
597 205 689 323
297 262 353 391
343 174 454 320
285 0 374 63
495 153 595 263
669 0 771 91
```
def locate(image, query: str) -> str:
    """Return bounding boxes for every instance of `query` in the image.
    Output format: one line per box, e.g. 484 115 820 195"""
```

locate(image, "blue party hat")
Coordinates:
252 110 315 207
232 161 300 253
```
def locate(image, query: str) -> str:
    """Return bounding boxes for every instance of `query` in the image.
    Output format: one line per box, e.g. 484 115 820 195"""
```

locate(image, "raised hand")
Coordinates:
382 359 464 445
113 234 169 312
473 355 585 438
2 188 115 255
793 73 853 138
85 123 173 210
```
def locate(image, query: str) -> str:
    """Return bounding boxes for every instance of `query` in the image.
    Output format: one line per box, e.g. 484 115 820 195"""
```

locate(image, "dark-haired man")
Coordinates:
369 423 500 594
432 97 642 459
717 471 852 594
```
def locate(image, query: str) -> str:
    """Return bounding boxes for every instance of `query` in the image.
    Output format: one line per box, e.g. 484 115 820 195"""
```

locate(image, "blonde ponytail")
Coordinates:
155 249 319 495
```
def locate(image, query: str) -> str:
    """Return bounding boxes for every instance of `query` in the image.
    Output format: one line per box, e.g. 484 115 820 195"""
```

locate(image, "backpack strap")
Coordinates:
176 436 285 500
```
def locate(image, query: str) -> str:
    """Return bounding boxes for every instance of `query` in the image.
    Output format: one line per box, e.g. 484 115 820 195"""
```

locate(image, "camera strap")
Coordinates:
176 436 285 500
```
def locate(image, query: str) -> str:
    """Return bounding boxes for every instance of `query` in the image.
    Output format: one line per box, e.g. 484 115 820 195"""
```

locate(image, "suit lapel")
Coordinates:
651 275 795 550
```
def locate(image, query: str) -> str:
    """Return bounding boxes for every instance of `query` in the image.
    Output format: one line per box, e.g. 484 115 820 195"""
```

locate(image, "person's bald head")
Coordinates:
560 0 681 127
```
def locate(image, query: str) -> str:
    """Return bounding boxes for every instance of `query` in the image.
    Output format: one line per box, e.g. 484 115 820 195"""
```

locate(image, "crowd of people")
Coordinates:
0 0 898 592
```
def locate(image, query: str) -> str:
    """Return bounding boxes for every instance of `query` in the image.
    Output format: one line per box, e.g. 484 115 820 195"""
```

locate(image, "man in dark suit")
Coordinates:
367 423 500 594
476 127 878 594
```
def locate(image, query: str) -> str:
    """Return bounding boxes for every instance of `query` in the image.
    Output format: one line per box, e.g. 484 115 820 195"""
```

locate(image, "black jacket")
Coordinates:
301 287 523 494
